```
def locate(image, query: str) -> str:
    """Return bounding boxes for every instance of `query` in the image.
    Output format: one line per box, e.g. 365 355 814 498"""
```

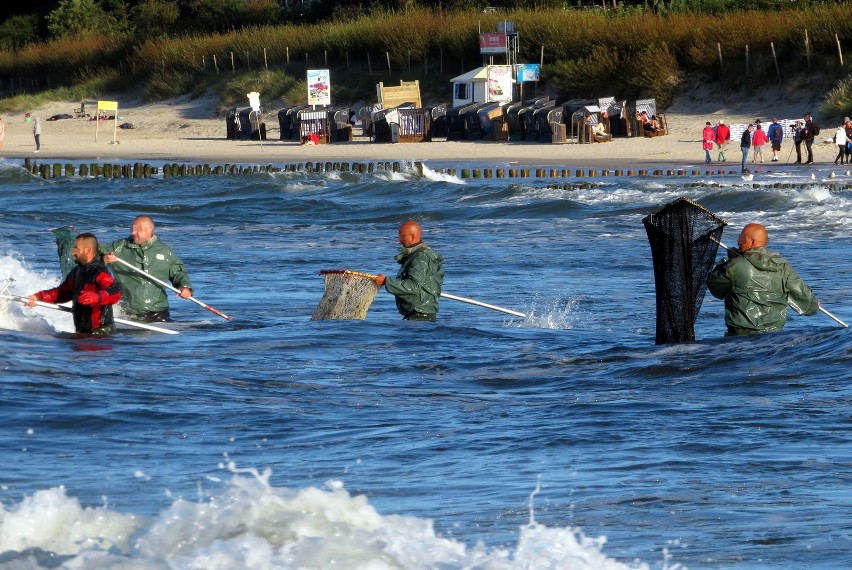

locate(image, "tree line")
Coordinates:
0 0 830 51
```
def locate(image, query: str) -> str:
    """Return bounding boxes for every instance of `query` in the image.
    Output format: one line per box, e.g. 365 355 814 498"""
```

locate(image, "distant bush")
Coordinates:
0 15 41 50
821 75 852 124
220 70 299 108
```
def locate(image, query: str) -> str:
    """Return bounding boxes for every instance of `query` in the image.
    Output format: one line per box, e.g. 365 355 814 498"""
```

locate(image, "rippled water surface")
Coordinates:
0 159 850 569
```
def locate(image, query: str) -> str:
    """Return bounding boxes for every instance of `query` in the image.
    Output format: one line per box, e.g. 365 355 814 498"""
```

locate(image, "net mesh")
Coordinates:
51 226 78 279
642 196 727 344
311 270 380 320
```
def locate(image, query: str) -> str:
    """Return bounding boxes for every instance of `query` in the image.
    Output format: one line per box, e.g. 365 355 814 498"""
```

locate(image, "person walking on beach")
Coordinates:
371 220 444 322
802 113 817 164
767 117 784 162
32 116 41 152
740 124 754 173
707 223 819 336
702 121 715 164
844 117 852 165
27 232 122 335
751 123 768 163
715 120 730 162
101 214 193 322
0 116 6 151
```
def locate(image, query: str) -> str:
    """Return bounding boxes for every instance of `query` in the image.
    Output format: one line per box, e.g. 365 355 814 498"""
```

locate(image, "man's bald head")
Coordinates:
398 220 422 248
130 215 155 244
737 223 768 252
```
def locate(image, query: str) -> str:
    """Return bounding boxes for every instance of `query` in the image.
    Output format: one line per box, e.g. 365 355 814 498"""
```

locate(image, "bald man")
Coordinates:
372 220 444 321
101 215 193 322
28 232 122 334
707 223 819 336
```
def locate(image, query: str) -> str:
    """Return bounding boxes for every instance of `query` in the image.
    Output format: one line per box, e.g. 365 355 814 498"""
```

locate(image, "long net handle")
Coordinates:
1 293 179 334
112 257 232 321
321 270 528 319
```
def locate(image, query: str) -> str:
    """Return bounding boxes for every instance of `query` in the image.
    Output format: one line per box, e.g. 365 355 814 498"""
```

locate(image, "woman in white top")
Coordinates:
834 123 848 165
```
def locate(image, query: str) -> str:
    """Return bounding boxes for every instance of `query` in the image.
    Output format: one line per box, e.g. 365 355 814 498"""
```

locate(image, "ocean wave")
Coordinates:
0 463 653 570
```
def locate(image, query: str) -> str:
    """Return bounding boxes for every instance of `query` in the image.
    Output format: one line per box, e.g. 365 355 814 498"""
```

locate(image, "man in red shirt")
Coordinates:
28 232 122 335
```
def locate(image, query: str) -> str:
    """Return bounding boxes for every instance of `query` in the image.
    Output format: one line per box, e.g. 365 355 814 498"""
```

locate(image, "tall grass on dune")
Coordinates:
3 5 852 107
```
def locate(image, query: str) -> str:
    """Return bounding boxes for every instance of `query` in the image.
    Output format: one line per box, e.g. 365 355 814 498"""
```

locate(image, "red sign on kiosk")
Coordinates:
479 33 507 54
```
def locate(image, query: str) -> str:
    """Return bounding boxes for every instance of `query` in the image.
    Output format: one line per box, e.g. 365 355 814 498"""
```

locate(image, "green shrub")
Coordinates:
625 44 681 108
220 70 298 107
821 74 852 124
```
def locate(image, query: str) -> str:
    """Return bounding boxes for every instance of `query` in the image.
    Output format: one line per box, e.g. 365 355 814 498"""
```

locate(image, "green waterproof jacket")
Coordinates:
384 242 444 318
101 236 193 316
707 246 818 335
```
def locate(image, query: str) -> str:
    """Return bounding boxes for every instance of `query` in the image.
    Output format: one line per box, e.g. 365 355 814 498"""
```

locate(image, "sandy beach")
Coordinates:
0 90 842 168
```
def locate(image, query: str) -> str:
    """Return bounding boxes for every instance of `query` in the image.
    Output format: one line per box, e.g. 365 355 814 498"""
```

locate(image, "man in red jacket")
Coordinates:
715 119 730 162
28 232 122 335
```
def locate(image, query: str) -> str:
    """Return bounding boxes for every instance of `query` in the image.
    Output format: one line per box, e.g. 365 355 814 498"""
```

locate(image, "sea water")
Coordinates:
0 159 850 569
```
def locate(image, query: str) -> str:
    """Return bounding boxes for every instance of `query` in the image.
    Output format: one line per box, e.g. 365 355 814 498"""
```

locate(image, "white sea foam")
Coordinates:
0 465 654 570
0 254 69 333
420 164 466 184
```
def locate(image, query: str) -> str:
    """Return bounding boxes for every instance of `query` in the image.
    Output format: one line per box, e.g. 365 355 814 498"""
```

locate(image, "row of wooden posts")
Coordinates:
20 159 852 189
720 30 845 83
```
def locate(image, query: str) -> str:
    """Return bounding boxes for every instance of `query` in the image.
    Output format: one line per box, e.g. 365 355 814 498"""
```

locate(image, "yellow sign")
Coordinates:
97 100 118 111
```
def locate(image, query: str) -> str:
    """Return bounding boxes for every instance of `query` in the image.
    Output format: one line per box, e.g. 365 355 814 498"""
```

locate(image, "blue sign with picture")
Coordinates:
516 64 540 83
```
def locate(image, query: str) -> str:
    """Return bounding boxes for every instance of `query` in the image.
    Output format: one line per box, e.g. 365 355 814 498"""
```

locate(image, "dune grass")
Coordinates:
2 5 852 114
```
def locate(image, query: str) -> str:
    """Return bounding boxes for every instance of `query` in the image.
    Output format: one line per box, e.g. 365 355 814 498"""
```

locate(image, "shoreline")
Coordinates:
0 93 842 169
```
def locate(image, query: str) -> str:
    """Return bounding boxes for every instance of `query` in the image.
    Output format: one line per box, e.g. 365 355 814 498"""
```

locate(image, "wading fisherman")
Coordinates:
372 220 444 321
707 223 820 336
101 214 193 322
27 232 121 335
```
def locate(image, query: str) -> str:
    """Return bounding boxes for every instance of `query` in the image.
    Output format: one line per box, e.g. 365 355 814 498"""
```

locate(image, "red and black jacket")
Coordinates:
36 260 122 333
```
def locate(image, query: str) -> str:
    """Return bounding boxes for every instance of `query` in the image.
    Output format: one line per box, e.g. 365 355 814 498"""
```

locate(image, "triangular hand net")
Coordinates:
642 197 727 344
311 270 379 320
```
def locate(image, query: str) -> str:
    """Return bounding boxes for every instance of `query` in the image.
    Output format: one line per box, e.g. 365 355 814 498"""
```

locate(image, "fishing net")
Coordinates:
51 226 78 279
642 196 727 344
311 270 380 320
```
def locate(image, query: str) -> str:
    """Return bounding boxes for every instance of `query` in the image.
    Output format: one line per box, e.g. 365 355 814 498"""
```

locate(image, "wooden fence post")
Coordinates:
213 54 219 74
745 44 749 76
717 42 723 73
804 29 810 69
386 51 392 74
836 33 844 66
367 52 372 75
230 51 235 73
771 42 781 83
264 48 268 70
286 46 290 64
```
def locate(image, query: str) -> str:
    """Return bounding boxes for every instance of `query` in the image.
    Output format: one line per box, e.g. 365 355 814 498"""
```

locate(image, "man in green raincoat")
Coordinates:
707 223 819 336
101 215 193 322
372 220 444 321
